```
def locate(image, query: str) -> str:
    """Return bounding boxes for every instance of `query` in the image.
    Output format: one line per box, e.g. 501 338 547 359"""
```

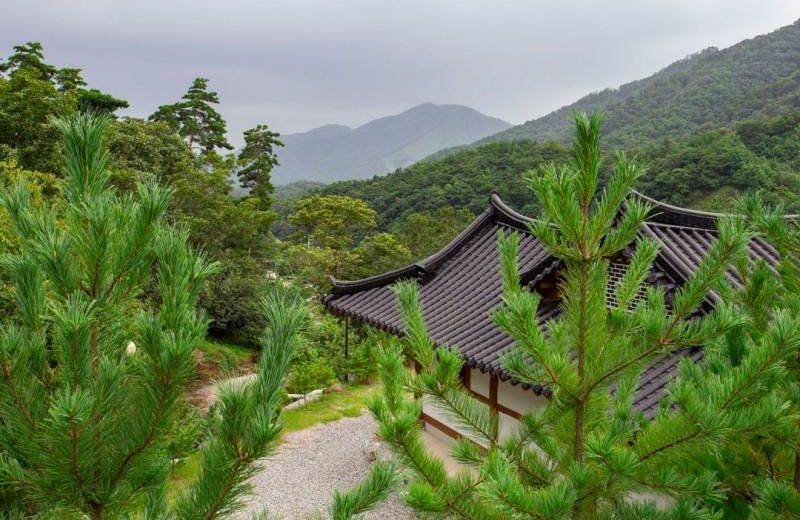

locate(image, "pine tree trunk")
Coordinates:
574 400 585 462
794 450 800 491
574 260 588 464
89 502 103 520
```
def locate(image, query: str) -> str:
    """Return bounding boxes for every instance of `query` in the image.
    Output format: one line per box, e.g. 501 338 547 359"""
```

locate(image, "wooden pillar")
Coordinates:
489 375 498 410
344 316 349 360
460 364 471 391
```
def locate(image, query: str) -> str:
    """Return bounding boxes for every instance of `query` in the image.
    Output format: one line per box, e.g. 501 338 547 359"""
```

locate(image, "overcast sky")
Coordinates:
3 1 799 147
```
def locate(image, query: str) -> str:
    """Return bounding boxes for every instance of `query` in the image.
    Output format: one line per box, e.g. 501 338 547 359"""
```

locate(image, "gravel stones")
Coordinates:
234 413 415 519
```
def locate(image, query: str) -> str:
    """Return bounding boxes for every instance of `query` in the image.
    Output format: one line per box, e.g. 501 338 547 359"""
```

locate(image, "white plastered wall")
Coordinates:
421 368 549 442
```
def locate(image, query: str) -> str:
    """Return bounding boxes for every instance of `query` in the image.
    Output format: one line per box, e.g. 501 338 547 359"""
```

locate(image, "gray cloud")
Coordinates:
3 0 799 147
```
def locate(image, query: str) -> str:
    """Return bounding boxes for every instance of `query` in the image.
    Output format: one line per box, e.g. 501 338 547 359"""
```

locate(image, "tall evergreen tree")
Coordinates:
75 89 130 115
0 113 308 519
150 77 232 155
54 67 87 92
368 113 797 518
237 124 283 207
0 42 56 80
715 193 800 518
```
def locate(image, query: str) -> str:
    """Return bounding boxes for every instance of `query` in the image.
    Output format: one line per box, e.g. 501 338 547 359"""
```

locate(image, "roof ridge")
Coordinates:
328 190 788 295
418 207 495 271
633 190 798 229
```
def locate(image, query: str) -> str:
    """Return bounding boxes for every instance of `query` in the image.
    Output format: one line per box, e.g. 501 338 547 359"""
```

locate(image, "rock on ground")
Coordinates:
234 413 415 520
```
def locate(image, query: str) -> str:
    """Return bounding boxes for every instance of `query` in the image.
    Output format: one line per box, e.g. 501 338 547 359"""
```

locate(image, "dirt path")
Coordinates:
186 349 256 411
187 373 257 411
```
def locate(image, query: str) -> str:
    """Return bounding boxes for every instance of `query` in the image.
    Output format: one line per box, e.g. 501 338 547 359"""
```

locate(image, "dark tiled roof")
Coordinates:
324 192 781 419
645 221 779 292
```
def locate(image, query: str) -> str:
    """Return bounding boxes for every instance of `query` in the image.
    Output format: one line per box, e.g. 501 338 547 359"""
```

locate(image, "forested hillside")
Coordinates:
433 18 800 156
322 140 566 227
322 111 800 230
315 19 800 234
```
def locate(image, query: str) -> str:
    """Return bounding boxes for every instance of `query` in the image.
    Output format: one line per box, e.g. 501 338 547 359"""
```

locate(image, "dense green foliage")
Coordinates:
322 140 568 228
390 206 475 259
639 113 800 212
105 116 276 345
281 194 431 290
0 43 284 346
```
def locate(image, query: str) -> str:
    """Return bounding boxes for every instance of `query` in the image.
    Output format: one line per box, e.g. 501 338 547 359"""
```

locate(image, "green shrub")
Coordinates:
218 348 242 375
340 338 379 384
287 358 336 395
166 399 205 460
202 256 269 346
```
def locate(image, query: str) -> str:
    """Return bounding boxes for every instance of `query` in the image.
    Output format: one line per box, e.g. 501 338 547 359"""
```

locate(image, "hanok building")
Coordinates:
323 192 779 443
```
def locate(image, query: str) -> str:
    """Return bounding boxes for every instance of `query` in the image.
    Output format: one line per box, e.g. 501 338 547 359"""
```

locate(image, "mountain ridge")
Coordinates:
271 103 511 185
428 19 800 159
317 19 800 232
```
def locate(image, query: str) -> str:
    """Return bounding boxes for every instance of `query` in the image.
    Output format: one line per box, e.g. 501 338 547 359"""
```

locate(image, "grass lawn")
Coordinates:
283 383 379 431
167 451 202 502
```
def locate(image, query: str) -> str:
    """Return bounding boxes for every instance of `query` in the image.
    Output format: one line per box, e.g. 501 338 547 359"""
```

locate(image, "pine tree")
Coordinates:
0 113 286 518
0 42 56 80
237 124 283 208
150 78 232 155
368 113 797 518
718 194 800 518
54 67 87 92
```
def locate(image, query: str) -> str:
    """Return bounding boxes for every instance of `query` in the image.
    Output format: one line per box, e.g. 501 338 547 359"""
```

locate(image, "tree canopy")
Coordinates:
237 124 283 207
150 77 232 155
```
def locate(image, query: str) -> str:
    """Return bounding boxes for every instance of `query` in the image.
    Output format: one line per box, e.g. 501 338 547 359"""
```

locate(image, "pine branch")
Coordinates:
173 289 307 520
329 460 399 520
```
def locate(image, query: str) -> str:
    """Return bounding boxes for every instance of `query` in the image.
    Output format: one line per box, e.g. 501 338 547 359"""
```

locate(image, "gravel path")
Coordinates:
234 413 416 520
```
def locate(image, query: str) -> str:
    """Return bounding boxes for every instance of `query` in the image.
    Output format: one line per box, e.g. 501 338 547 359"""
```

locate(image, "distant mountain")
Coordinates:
271 103 511 184
432 19 800 157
